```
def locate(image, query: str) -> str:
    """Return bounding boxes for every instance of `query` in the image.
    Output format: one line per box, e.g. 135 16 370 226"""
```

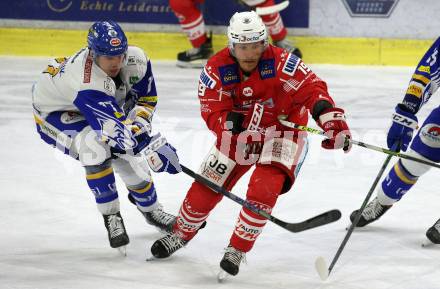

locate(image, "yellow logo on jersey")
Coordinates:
43 65 60 77
43 57 68 77
114 112 124 119
417 65 430 73
139 96 158 103
55 57 67 64
406 84 422 98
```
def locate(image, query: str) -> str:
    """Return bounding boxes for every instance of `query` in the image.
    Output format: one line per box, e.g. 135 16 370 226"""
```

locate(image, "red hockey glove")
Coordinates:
317 107 352 153
225 103 277 135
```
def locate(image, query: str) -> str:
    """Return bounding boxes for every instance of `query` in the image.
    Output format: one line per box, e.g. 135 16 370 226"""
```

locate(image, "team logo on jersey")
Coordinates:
420 124 440 148
258 59 275 79
243 87 253 97
199 68 217 89
110 38 121 47
219 64 240 86
85 104 136 150
282 53 300 76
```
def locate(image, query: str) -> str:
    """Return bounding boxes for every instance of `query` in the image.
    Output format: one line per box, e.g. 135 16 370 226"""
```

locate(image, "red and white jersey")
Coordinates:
197 45 335 138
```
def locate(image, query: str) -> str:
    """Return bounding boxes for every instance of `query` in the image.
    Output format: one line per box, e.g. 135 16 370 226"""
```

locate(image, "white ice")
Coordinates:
1 57 439 289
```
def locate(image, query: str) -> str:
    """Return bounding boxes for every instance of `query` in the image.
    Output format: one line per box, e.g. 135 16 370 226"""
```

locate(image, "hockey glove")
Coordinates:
144 133 182 174
387 104 418 151
127 106 152 136
225 103 277 135
317 107 352 153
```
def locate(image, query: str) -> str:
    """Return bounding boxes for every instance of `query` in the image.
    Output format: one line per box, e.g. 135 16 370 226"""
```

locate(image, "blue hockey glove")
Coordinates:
131 131 153 155
143 133 182 174
387 104 418 151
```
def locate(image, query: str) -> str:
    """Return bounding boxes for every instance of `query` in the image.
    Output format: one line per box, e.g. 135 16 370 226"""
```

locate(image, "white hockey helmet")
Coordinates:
227 11 268 51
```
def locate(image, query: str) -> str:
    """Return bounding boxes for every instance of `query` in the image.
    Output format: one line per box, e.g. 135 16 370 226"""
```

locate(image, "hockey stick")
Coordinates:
256 0 290 15
279 119 440 170
181 165 341 233
314 142 398 281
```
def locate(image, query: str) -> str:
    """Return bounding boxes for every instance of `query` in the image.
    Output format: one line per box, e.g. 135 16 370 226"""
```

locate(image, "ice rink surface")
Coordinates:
1 56 439 289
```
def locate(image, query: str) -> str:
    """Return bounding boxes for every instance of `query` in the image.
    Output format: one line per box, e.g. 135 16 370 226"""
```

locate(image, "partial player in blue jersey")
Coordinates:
349 37 440 245
32 21 181 252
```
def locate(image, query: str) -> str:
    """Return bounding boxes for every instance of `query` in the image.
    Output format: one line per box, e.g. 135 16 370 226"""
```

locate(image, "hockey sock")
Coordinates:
127 181 158 212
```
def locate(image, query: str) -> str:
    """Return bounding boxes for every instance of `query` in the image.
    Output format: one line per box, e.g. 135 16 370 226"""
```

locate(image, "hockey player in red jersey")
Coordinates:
150 11 351 277
169 0 302 68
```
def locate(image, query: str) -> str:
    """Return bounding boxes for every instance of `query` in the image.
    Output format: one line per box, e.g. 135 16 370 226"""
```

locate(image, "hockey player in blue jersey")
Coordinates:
32 21 181 251
350 37 440 244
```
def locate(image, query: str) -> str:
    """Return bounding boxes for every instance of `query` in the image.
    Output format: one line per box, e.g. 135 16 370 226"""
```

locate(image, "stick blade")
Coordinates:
315 256 329 281
256 1 289 15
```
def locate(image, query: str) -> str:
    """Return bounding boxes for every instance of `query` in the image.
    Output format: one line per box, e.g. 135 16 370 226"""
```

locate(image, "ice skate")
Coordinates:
150 232 188 258
217 245 246 281
350 197 392 227
128 194 176 233
177 36 213 68
103 212 129 253
423 218 440 247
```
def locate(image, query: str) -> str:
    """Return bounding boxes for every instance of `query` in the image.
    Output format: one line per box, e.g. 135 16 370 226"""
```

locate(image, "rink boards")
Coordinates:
0 27 433 66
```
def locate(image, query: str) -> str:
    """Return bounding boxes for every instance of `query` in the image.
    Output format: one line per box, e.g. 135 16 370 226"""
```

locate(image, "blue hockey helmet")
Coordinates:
87 21 128 56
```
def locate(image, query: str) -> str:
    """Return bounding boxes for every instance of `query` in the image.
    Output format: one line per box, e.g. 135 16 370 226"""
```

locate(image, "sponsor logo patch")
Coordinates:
420 124 440 148
104 77 115 94
110 38 121 47
238 34 260 42
127 56 136 65
83 56 93 83
242 87 253 97
199 146 236 186
129 76 139 84
282 53 300 76
418 65 430 73
219 64 240 86
258 59 275 79
406 83 423 98
199 68 217 89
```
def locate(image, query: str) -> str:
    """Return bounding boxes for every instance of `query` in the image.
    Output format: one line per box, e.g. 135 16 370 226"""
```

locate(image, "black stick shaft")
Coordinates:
327 145 395 275
181 165 276 221
279 120 440 170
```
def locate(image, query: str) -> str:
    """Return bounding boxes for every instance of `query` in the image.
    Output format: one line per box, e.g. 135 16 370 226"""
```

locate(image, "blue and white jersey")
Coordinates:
32 46 158 150
402 37 440 114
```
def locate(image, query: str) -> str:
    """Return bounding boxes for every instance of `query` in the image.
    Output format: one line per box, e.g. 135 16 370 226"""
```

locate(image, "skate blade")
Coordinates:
421 238 435 248
145 252 159 261
217 269 230 283
117 246 127 256
145 254 168 262
314 256 329 281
